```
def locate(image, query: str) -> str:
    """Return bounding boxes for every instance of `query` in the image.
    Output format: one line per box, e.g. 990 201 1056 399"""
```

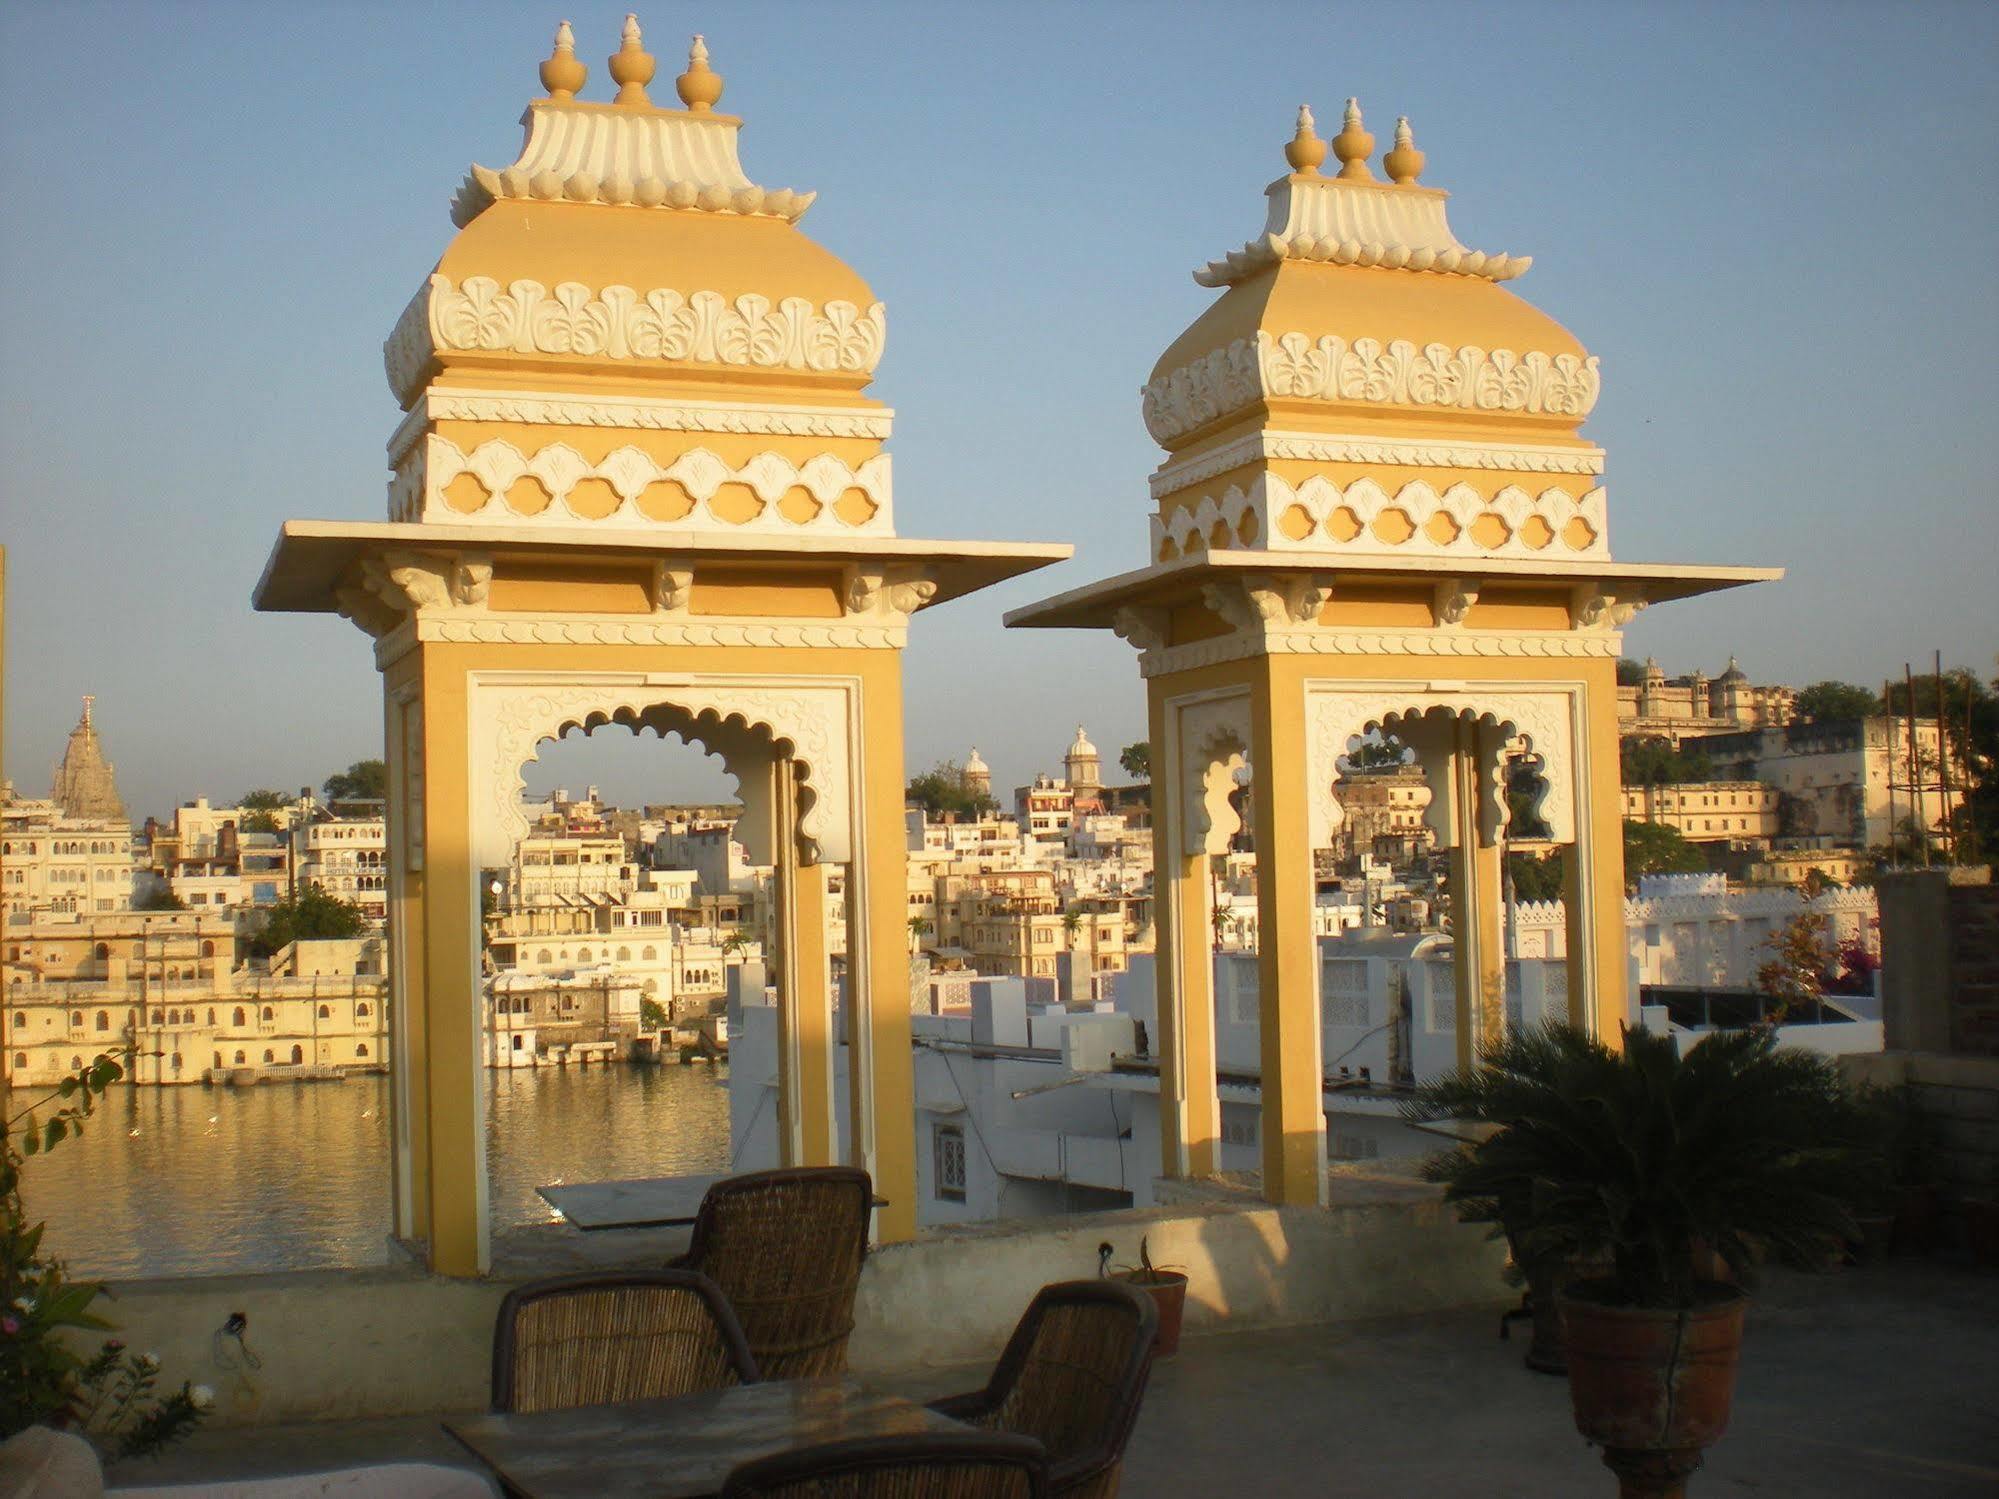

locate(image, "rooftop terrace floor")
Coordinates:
122 1261 1998 1497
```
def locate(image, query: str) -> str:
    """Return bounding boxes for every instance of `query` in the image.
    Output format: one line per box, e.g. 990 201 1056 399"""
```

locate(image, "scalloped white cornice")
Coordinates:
1141 333 1601 446
1194 175 1528 289
385 275 887 408
450 100 814 227
1137 625 1620 678
1153 474 1608 562
1148 429 1605 500
390 435 894 533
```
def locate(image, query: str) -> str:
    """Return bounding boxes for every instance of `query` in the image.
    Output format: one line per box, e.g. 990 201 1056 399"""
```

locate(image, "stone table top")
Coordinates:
446 1377 972 1499
537 1174 727 1230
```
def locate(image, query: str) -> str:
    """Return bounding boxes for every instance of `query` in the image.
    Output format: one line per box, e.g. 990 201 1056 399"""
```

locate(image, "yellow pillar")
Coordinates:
1249 665 1325 1206
415 660 485 1276
1149 684 1219 1179
1448 719 1506 1068
1574 666 1631 1041
384 681 430 1244
856 665 917 1241
773 769 836 1166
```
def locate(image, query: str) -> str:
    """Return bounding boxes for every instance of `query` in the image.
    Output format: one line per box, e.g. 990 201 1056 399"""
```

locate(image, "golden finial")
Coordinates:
608 13 657 106
539 20 588 101
676 33 724 111
1332 97 1375 181
1284 104 1328 175
1384 115 1426 185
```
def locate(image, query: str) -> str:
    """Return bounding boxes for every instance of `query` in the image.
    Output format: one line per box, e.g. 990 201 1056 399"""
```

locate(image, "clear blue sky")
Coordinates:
3 1 1995 819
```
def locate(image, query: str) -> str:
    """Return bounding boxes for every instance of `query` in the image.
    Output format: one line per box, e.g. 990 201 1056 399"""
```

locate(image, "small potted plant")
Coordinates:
1414 1022 1868 1498
1099 1237 1188 1357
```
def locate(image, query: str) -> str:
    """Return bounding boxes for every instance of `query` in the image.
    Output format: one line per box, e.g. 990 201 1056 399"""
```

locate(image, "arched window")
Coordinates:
263 1049 274 1064
201 941 215 958
261 1006 274 1021
12 1054 24 1070
642 946 657 962
234 1050 246 1064
233 1007 246 1026
290 1045 304 1065
151 1010 163 1025
318 1004 331 1019
207 1008 216 1026
95 1011 110 1031
72 1056 83 1071
212 1052 222 1068
537 950 553 966
94 943 110 960
356 1043 369 1058
70 1012 83 1028
577 949 593 963
356 1002 370 1017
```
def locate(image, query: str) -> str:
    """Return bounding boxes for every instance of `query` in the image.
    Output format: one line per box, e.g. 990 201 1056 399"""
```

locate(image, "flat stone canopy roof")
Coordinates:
253 520 1071 616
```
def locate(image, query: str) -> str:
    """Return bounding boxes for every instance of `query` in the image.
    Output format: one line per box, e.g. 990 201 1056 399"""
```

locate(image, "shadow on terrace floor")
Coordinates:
120 1262 1999 1497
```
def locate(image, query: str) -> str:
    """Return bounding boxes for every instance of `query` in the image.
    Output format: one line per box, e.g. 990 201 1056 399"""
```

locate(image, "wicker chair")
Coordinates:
720 1432 1050 1499
670 1166 873 1379
491 1269 757 1415
926 1281 1157 1499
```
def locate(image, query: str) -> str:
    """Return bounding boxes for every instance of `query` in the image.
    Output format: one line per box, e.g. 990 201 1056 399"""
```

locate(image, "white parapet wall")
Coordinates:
80 1175 1504 1426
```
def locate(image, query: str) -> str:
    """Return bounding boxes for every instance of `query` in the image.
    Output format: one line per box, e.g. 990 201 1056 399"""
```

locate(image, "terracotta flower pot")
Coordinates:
1559 1283 1747 1499
1117 1271 1189 1357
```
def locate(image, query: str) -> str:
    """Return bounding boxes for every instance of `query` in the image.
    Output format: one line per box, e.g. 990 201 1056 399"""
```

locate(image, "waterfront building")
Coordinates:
1 794 134 923
300 816 389 919
1009 100 1778 1209
254 18 1063 1271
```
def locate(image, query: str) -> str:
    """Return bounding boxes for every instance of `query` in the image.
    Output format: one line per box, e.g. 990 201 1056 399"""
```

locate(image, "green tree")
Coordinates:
1619 735 1712 786
1622 819 1708 884
1881 668 1998 863
1615 657 1647 687
1118 742 1151 782
237 788 291 835
639 998 668 1032
1347 736 1407 770
249 884 367 958
133 887 185 913
905 760 998 819
1506 850 1565 902
1793 681 1883 723
322 760 388 804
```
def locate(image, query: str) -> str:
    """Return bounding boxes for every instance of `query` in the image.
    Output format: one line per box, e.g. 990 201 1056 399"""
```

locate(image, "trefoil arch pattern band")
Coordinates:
472 674 855 870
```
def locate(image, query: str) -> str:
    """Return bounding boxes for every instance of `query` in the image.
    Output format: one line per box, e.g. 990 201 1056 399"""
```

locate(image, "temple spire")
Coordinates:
676 34 724 111
609 13 656 106
540 20 587 101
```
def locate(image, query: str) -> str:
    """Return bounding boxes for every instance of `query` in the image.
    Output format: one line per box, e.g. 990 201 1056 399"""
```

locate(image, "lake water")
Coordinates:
14 1064 733 1280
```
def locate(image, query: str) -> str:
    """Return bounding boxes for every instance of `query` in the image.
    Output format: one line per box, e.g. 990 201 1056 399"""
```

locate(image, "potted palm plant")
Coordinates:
1099 1237 1188 1356
1413 1022 1869 1499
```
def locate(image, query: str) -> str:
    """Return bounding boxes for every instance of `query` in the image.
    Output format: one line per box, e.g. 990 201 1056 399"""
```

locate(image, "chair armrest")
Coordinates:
1048 1450 1116 1496
927 1389 998 1424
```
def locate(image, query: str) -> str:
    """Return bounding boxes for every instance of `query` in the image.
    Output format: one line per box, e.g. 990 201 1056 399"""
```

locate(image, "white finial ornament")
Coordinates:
555 19 574 50
690 33 708 65
623 12 641 46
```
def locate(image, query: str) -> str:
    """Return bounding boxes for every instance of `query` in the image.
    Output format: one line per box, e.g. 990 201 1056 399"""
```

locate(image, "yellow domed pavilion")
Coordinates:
255 18 1067 1274
1011 101 1777 1207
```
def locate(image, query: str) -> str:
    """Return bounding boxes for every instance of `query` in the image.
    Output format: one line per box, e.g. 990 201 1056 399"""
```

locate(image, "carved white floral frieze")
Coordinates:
1140 332 1600 446
1148 430 1603 503
386 388 893 465
385 274 887 406
1152 474 1608 562
1136 628 1620 679
393 435 893 533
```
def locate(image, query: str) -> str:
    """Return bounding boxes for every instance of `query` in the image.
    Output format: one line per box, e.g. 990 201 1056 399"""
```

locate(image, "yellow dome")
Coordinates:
385 21 886 410
1141 103 1598 453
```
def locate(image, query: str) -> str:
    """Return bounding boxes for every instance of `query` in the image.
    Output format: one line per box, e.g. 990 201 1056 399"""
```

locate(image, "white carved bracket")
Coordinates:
1200 573 1332 637
842 564 937 620
1111 605 1171 654
1431 578 1480 628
